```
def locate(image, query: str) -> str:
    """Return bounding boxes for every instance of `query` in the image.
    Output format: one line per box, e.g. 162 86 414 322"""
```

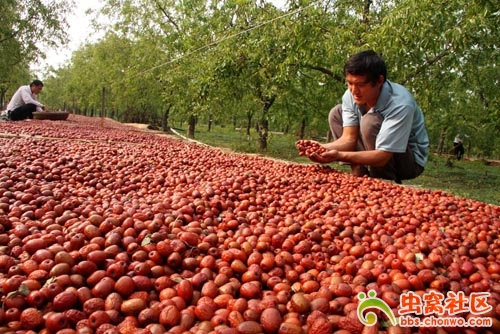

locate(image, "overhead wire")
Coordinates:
118 1 318 84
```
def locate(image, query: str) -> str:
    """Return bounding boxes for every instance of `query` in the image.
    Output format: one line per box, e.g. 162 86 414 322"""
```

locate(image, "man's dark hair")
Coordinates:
343 50 387 84
30 80 44 87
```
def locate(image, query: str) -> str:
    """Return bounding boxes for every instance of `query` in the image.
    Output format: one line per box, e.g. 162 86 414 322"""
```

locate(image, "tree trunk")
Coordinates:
162 106 171 132
363 0 372 24
257 96 275 151
437 127 447 155
0 88 6 108
257 118 268 151
246 111 253 137
101 87 106 120
208 114 213 132
188 114 196 138
327 129 333 142
299 118 306 139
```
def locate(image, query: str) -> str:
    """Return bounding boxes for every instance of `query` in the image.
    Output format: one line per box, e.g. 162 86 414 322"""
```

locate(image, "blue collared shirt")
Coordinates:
342 80 429 168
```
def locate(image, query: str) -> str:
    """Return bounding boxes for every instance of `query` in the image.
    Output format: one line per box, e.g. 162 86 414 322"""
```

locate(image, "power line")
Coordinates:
118 2 316 84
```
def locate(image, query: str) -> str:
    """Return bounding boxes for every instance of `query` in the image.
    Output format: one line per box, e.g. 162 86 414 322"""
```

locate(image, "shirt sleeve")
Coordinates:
341 90 360 126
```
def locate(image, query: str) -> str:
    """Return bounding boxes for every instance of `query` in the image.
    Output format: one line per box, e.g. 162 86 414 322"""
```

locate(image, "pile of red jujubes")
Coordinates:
295 140 327 158
0 115 499 334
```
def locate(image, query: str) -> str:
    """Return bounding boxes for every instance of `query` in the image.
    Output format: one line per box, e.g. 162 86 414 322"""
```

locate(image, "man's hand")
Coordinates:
296 139 325 157
309 149 341 164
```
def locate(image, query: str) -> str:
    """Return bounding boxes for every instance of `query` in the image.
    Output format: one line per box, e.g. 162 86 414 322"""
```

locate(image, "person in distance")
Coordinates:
453 134 465 160
306 50 429 184
2 80 49 121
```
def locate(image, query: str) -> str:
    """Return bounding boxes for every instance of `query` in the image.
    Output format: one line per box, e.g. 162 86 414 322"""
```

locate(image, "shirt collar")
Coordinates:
373 80 392 112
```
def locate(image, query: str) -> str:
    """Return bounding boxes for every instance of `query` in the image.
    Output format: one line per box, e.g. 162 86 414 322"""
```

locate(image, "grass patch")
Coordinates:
180 124 500 206
404 157 500 206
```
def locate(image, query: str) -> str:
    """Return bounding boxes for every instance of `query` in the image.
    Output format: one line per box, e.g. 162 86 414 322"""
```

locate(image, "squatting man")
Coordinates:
305 50 429 184
1 80 50 121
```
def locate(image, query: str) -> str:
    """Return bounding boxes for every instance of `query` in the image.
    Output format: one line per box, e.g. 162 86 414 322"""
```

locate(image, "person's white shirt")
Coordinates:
6 85 45 113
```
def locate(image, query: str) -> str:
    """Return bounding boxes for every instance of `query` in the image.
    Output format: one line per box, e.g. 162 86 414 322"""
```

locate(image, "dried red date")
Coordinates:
295 139 327 157
1 114 500 334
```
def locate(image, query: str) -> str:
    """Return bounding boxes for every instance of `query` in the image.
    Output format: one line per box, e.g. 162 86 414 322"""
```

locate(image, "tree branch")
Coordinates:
300 63 343 82
152 0 180 32
403 45 453 85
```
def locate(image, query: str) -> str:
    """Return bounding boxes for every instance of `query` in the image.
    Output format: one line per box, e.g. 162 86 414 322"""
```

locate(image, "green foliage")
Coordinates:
0 0 73 107
34 0 500 159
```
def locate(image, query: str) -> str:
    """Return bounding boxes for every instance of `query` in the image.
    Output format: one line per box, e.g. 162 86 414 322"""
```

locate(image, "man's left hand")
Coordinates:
309 149 341 164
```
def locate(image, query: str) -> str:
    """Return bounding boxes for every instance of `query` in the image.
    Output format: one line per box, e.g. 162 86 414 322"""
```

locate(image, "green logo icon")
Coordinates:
357 290 398 326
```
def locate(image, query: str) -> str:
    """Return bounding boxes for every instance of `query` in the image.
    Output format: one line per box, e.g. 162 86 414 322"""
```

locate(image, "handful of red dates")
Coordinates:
296 139 326 157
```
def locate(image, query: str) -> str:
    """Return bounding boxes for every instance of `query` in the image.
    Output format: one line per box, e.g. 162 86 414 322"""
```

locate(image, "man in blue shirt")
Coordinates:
308 50 429 183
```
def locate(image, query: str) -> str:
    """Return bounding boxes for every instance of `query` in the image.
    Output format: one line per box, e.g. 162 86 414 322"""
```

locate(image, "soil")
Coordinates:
123 123 178 140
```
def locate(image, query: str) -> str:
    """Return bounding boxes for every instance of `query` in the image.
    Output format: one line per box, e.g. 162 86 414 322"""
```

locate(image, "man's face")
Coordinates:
31 85 43 94
346 73 384 108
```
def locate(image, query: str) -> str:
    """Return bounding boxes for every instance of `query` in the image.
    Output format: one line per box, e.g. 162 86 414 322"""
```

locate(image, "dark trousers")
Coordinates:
328 104 424 182
8 103 37 121
453 143 464 160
